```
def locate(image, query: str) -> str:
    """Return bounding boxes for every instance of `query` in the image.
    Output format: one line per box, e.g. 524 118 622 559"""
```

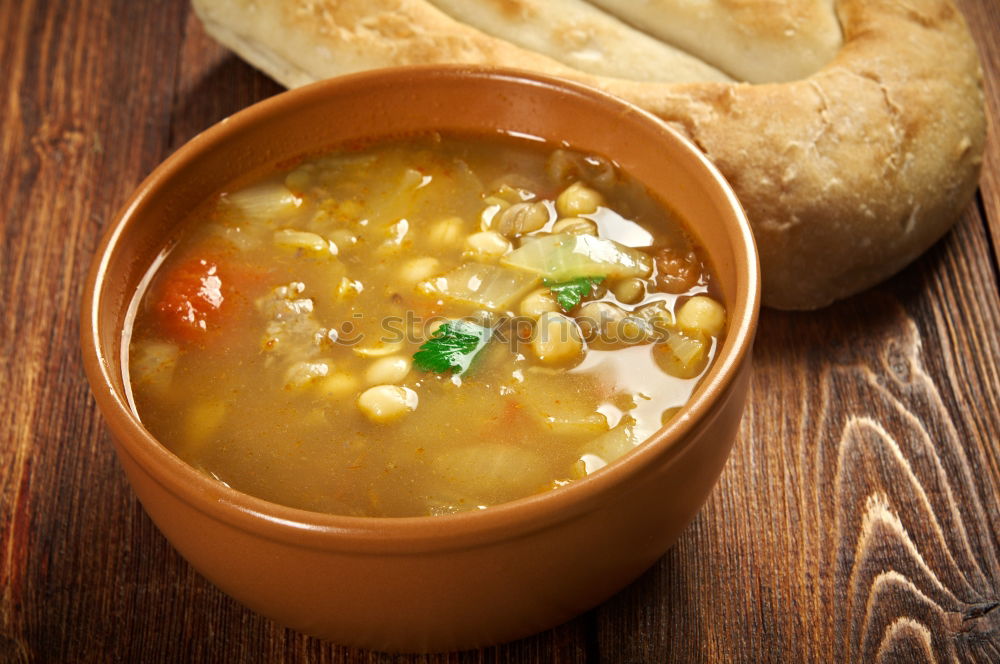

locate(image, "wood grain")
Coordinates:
956 0 1000 266
1 1 998 662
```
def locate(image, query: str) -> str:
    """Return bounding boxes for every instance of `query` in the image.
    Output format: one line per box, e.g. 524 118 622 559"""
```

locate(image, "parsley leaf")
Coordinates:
413 320 493 375
545 276 605 311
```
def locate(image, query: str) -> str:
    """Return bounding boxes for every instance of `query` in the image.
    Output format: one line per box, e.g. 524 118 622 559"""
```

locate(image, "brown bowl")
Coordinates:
81 66 759 653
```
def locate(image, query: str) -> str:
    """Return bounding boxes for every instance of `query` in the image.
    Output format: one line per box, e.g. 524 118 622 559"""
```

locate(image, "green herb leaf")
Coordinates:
413 320 493 375
545 276 605 311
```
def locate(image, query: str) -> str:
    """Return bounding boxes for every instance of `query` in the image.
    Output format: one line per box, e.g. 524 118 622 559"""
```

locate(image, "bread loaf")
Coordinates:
192 0 986 309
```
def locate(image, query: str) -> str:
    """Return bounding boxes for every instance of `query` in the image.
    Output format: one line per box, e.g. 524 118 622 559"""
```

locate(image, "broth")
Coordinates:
126 134 725 517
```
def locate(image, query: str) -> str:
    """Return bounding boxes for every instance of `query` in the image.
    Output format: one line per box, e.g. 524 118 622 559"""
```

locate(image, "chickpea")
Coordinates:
519 288 560 318
399 256 440 284
676 295 726 338
494 201 549 236
464 231 512 260
551 217 598 236
575 301 625 341
365 355 412 385
617 317 653 344
532 312 585 366
653 331 708 379
357 385 418 423
556 182 603 217
611 277 645 304
576 301 651 347
633 301 674 336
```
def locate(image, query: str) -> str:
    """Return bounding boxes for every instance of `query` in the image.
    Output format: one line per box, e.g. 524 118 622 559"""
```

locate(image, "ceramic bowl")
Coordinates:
81 66 759 653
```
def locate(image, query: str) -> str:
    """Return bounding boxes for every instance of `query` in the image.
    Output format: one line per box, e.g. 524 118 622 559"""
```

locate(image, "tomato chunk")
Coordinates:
152 258 230 345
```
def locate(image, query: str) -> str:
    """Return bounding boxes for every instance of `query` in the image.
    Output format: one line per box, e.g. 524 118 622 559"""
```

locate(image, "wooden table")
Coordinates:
2 1 998 661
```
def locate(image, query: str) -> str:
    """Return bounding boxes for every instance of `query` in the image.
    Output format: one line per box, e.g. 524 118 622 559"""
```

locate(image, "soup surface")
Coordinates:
127 134 726 517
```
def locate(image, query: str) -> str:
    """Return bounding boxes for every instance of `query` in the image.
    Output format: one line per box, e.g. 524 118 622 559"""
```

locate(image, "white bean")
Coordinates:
399 256 440 284
357 385 418 423
365 356 412 385
319 372 359 400
464 231 512 260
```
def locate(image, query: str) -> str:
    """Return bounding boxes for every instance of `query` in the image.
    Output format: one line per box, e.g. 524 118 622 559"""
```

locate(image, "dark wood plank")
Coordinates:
1 0 998 662
0 0 189 661
169 10 284 150
957 0 1000 266
590 199 1000 663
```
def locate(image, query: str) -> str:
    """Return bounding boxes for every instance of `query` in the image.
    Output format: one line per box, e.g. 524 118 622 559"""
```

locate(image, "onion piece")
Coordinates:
578 416 638 469
224 182 302 221
501 233 652 281
419 262 539 311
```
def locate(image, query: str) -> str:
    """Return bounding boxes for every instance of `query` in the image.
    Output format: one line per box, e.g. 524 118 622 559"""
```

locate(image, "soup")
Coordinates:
126 134 726 517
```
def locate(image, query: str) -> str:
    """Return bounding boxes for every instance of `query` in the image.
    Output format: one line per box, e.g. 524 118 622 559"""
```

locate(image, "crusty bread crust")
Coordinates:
424 0 732 83
192 0 986 309
586 0 844 83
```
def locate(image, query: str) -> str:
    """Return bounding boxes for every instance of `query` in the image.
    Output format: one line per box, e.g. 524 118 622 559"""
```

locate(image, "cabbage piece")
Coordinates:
419 263 539 311
224 182 302 221
501 233 653 281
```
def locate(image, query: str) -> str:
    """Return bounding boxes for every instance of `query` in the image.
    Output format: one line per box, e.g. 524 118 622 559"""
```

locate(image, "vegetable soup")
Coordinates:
126 134 726 517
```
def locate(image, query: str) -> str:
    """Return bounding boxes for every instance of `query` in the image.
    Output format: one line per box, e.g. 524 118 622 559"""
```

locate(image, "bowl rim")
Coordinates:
81 64 759 554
